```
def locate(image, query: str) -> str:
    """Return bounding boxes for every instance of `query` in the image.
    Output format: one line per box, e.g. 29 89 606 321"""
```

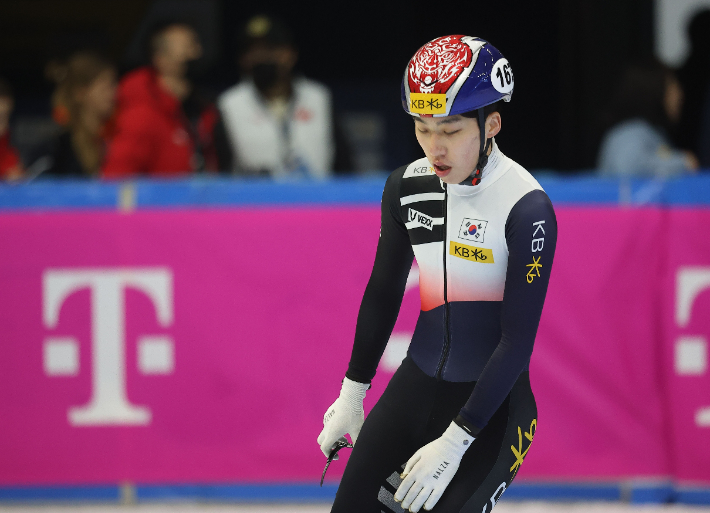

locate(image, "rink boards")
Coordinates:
0 175 709 503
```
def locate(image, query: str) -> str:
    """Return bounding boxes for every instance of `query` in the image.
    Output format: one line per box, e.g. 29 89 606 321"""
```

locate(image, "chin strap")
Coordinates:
461 108 491 186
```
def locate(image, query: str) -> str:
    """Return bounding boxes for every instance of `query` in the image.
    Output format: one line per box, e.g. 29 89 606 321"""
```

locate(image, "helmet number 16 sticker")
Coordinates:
492 59 514 94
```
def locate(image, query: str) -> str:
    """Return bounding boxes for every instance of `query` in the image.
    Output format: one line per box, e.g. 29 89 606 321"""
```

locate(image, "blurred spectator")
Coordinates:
0 78 23 181
43 52 117 177
102 20 227 178
597 60 698 178
698 82 710 168
676 9 710 158
218 15 351 178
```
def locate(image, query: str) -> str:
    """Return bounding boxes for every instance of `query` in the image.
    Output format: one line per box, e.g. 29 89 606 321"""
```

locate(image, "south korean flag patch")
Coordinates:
458 218 488 243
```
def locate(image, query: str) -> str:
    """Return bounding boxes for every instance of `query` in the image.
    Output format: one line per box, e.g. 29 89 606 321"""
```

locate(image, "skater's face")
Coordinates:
414 113 501 184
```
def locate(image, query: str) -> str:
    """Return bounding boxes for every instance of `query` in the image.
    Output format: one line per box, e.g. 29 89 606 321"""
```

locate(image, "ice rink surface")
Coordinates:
1 503 710 513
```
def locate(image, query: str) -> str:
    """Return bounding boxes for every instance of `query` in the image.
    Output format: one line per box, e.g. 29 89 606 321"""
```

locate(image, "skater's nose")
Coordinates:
428 133 447 157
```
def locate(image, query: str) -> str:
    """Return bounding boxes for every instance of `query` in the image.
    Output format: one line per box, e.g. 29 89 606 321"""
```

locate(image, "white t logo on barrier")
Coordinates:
675 267 710 427
43 268 173 426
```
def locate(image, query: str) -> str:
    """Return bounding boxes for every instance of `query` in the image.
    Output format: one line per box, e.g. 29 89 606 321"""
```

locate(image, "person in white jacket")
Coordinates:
218 15 342 178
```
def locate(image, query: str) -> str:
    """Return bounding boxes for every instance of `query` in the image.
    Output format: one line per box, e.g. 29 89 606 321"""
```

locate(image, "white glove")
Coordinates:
317 377 369 458
394 421 474 512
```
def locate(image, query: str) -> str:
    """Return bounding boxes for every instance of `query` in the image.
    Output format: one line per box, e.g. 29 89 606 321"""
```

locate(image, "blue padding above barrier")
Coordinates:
134 176 388 207
501 482 621 502
533 175 623 204
630 484 676 504
0 180 119 210
663 175 710 205
675 487 710 505
1 174 709 210
0 485 120 502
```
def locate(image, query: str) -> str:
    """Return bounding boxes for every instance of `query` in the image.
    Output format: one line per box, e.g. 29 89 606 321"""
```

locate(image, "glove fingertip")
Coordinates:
424 490 443 511
395 475 414 503
393 485 405 502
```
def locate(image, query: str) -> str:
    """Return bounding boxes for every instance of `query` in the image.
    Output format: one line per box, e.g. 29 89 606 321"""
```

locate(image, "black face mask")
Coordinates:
252 62 279 94
185 59 205 83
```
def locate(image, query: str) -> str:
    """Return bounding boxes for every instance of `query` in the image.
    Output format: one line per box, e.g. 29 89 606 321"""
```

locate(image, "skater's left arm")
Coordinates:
456 189 557 435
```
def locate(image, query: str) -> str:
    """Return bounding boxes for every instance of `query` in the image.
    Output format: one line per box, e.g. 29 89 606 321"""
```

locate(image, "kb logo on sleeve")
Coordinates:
526 221 545 283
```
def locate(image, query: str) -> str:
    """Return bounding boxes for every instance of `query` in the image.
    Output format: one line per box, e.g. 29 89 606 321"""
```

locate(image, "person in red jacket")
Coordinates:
102 20 226 178
0 78 23 181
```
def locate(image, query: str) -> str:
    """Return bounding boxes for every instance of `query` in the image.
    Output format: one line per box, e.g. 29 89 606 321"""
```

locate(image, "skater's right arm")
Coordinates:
346 168 414 384
317 169 413 455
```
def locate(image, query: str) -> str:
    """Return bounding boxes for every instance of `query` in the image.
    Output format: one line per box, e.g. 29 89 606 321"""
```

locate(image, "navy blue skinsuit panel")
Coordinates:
409 301 503 381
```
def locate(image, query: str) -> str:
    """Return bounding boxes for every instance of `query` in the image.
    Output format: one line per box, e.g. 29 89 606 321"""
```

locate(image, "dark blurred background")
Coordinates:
0 0 672 173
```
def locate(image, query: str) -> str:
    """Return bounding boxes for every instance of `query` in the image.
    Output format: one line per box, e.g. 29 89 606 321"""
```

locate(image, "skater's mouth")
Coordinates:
433 163 451 175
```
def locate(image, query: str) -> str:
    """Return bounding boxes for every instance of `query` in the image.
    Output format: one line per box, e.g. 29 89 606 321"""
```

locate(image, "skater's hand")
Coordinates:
317 377 369 458
394 421 474 512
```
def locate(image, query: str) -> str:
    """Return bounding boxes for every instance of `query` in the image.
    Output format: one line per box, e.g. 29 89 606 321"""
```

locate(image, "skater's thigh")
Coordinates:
432 372 538 513
331 357 436 513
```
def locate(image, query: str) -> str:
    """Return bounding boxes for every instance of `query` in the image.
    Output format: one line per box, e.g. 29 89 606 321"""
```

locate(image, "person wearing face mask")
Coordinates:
317 36 557 512
102 20 228 178
218 15 348 177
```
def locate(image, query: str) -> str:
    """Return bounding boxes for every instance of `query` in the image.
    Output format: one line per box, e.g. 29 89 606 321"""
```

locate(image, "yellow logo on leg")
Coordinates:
510 419 536 478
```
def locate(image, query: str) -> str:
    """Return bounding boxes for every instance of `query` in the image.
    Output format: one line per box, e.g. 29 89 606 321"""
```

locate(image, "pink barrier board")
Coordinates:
661 210 710 485
525 208 669 479
0 208 384 484
0 206 709 486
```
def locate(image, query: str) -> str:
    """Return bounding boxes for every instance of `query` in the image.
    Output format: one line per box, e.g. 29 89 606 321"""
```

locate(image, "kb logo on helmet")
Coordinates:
409 93 447 115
